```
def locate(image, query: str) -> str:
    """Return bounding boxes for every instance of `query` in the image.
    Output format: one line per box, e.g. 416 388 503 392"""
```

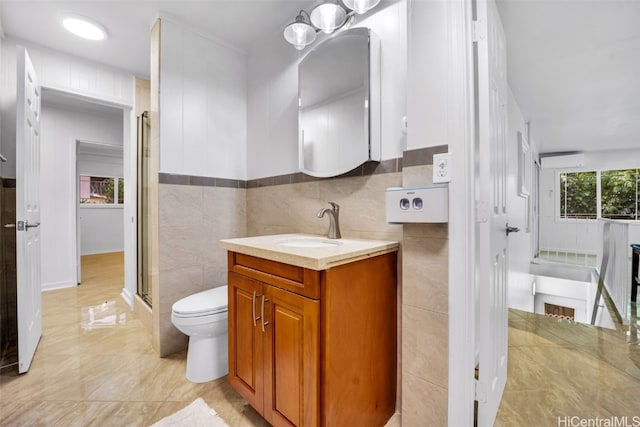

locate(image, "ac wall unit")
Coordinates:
540 153 585 169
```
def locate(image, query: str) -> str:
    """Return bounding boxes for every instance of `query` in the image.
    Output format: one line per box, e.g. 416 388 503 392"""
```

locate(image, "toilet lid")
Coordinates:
172 286 228 317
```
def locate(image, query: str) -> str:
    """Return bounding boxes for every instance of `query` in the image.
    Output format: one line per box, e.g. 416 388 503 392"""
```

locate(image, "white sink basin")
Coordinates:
278 239 342 248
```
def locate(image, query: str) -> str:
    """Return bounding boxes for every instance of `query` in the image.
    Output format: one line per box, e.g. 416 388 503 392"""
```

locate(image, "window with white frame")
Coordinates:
601 169 639 220
559 169 640 220
79 176 124 205
559 171 597 219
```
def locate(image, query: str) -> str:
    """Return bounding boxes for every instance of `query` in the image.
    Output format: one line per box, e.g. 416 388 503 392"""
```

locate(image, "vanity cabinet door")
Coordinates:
263 284 320 427
228 272 264 414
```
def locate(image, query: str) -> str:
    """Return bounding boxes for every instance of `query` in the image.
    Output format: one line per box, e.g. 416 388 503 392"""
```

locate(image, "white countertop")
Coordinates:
219 234 399 271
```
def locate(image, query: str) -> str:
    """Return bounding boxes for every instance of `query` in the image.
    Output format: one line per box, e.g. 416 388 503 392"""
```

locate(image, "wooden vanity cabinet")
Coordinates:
228 270 320 427
227 250 397 427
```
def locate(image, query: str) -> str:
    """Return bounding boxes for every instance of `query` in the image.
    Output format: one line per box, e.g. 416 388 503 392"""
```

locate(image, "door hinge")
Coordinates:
475 200 489 223
472 20 487 42
475 379 487 403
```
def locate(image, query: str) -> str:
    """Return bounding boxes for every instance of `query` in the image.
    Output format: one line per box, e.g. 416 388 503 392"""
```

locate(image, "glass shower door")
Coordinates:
137 111 151 306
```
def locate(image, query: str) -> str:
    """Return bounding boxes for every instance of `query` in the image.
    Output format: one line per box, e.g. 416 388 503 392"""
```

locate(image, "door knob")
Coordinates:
506 223 520 236
16 221 40 231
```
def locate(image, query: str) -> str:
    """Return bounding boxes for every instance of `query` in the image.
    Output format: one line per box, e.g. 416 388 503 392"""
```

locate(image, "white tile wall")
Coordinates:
407 0 449 150
1 37 133 179
246 1 408 180
2 37 134 107
159 19 247 179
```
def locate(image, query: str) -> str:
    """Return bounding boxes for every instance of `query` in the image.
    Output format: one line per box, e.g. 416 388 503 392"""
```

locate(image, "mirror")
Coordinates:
298 27 380 177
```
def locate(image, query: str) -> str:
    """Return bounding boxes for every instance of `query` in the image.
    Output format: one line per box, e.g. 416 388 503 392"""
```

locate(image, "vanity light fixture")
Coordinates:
310 0 347 34
283 10 317 50
62 14 107 41
283 0 380 49
342 0 381 14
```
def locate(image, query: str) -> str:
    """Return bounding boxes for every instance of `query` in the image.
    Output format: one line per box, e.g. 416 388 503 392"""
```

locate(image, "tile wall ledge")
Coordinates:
158 173 247 188
158 145 447 189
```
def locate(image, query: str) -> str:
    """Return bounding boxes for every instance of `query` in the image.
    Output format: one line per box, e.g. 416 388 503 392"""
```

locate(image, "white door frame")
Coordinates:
74 139 124 284
40 86 135 307
446 0 477 426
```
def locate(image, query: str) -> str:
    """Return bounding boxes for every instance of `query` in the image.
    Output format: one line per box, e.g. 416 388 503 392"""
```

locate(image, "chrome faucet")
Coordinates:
316 202 341 239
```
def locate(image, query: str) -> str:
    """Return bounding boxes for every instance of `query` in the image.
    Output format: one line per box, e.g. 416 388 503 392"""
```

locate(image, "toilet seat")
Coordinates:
172 286 228 318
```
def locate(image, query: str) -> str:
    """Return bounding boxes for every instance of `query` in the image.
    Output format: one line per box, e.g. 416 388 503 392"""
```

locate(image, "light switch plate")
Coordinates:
433 153 452 183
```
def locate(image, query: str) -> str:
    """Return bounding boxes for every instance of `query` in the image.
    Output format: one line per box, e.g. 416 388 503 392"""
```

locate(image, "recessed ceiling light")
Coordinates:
62 14 107 41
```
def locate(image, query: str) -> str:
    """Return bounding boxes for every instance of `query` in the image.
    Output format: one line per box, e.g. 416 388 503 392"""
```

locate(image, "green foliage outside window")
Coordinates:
105 178 125 205
560 169 639 220
103 178 115 204
601 169 639 220
560 171 597 219
118 179 124 204
80 176 124 205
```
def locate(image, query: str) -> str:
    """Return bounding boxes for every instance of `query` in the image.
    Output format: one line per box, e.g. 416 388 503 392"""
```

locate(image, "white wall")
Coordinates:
581 149 640 170
246 0 407 179
40 104 122 290
159 19 247 179
539 168 600 255
78 153 124 176
538 148 640 255
78 152 124 256
0 36 136 303
245 29 299 179
0 36 134 178
630 224 640 246
407 0 447 150
79 207 124 255
507 89 538 311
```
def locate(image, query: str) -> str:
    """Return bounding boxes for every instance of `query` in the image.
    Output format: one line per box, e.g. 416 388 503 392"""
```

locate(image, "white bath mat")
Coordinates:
150 398 229 427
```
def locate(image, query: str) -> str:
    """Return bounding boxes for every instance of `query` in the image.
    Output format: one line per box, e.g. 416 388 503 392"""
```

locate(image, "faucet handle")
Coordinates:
328 201 340 212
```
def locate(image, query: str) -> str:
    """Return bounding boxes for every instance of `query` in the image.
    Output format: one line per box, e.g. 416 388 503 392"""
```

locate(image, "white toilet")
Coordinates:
171 285 228 383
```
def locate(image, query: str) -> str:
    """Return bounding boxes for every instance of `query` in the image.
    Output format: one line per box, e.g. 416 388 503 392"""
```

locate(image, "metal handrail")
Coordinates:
590 221 611 325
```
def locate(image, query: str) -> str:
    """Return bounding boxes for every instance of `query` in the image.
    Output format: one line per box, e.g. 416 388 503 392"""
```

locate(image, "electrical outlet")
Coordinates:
433 153 452 183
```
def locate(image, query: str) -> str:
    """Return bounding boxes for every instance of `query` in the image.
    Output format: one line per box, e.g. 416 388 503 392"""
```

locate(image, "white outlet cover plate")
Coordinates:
433 153 452 183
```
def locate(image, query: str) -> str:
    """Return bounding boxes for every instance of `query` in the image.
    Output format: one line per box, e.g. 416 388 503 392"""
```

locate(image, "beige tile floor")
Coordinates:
496 306 640 426
2 252 638 426
0 252 268 427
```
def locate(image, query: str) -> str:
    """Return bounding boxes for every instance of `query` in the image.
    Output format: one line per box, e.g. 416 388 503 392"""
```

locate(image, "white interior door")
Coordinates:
475 0 509 425
16 46 42 374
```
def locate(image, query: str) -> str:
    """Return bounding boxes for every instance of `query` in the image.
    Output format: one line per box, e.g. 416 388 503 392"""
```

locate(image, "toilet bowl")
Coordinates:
171 285 228 383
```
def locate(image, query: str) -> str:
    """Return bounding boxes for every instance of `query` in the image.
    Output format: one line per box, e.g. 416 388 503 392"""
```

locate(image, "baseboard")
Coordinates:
42 281 76 291
81 249 125 256
120 287 134 309
539 248 598 257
